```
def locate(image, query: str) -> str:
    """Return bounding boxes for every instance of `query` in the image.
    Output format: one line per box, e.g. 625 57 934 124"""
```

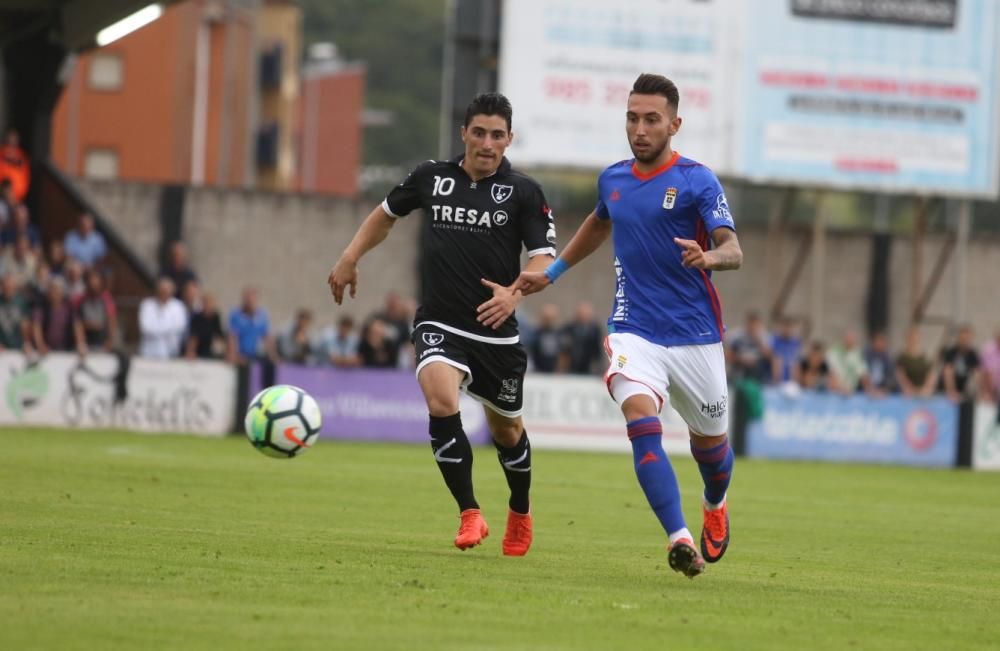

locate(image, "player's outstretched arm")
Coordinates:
515 211 611 295
674 227 743 271
328 205 397 305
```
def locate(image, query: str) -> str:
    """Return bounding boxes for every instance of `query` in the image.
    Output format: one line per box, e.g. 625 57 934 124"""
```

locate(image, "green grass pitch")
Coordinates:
2 428 999 651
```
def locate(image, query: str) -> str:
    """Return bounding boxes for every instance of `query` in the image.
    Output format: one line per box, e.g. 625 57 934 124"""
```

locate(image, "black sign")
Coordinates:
790 0 958 29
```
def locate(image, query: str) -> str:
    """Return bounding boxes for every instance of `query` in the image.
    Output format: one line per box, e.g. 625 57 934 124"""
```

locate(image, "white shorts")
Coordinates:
603 332 729 436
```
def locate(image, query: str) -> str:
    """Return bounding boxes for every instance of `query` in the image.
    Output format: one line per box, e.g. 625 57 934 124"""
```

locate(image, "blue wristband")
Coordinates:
544 257 569 283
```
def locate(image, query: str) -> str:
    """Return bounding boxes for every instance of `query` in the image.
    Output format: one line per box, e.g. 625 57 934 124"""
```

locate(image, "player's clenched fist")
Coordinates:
514 270 551 296
328 255 358 305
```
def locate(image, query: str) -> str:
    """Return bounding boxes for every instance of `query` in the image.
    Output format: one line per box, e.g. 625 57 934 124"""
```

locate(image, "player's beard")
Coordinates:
630 139 668 164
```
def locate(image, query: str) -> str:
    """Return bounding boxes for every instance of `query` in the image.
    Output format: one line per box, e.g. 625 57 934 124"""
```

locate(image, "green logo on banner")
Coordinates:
5 362 49 420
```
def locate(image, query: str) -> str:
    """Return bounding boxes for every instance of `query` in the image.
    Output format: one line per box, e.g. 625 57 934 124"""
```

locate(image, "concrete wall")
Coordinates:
76 178 1000 348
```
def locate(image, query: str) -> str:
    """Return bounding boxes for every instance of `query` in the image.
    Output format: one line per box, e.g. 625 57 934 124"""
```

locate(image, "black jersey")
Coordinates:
383 156 556 342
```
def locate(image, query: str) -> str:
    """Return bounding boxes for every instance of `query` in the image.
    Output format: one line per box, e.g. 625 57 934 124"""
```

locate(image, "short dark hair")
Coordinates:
630 73 680 111
464 92 513 132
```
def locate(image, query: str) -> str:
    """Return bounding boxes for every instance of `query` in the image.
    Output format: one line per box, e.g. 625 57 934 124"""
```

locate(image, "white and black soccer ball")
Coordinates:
244 384 322 458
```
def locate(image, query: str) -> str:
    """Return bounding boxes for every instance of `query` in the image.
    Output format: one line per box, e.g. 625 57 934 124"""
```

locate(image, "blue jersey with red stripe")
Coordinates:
594 152 734 347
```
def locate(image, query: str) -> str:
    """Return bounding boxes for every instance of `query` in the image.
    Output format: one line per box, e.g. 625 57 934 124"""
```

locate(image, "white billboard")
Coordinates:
499 0 740 174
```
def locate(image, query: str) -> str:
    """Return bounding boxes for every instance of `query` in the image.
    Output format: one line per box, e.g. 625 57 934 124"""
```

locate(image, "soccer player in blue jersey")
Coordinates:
515 73 743 578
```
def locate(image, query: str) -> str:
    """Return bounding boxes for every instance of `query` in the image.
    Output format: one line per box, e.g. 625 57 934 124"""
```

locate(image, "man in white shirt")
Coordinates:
139 277 188 358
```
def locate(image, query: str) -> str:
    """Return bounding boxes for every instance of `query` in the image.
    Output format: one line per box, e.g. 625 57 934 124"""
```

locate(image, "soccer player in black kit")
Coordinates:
328 94 556 555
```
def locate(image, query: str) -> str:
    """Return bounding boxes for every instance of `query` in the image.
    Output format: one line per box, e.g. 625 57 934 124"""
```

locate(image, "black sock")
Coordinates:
495 430 532 514
429 412 479 512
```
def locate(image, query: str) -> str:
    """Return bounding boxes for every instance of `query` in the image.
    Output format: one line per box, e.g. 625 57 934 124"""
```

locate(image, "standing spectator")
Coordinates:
363 292 410 365
73 268 118 354
981 328 1000 404
277 308 315 364
896 326 937 397
771 316 802 384
0 178 15 227
827 329 869 394
0 234 39 286
228 286 272 364
161 241 198 298
317 315 361 368
561 301 604 375
795 341 843 393
32 278 75 353
0 274 31 352
185 291 226 359
180 278 202 314
47 240 68 278
358 318 397 368
529 303 563 373
138 277 188 358
0 128 30 202
726 310 773 383
939 324 980 402
63 259 86 301
1 204 41 249
863 331 894 396
63 212 108 268
26 262 51 311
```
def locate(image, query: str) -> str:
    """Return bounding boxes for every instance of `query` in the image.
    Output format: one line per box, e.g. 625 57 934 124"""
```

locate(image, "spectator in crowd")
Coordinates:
561 301 604 375
228 286 273 364
827 328 868 394
727 310 773 383
317 315 361 368
795 340 843 393
863 331 894 396
358 318 397 368
0 234 39 286
184 293 226 359
47 239 68 278
896 326 937 398
0 274 31 352
529 303 563 373
63 212 108 268
162 241 198 298
0 128 30 202
32 277 75 353
26 262 50 311
0 178 15 226
277 308 315 365
363 292 410 366
939 324 980 403
1 204 41 249
63 259 86 301
73 268 118 354
771 316 802 384
138 277 188 358
185 291 226 359
981 328 1000 404
180 278 201 315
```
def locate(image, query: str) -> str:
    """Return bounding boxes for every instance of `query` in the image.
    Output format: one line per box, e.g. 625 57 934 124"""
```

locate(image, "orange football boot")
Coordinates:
668 537 706 578
502 510 533 556
454 509 489 550
700 501 730 563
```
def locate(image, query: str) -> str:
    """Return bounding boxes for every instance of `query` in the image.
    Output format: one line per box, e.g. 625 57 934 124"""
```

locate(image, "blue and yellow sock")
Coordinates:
691 438 734 507
627 416 688 540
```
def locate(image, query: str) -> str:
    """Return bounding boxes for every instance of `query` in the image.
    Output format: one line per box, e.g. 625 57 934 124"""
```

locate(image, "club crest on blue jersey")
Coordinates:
662 187 678 210
491 183 514 204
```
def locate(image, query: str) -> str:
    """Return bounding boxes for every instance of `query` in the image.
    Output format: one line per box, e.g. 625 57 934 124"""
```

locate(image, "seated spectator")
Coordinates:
228 286 273 364
185 291 226 359
162 241 198 298
827 329 868 394
63 212 108 268
939 324 980 402
727 310 773 383
561 301 603 375
981 328 1000 404
0 178 15 227
529 303 563 373
0 128 30 203
63 259 86 300
359 318 397 368
25 262 50 311
317 315 361 368
896 326 937 398
73 268 117 354
863 331 894 396
0 234 40 286
138 277 188 358
0 274 31 352
363 292 410 366
0 204 41 249
47 240 68 278
771 316 802 384
795 341 843 393
277 309 315 365
32 278 75 354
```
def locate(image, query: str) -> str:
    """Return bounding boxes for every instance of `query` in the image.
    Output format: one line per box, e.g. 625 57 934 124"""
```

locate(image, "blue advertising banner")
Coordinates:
747 388 958 467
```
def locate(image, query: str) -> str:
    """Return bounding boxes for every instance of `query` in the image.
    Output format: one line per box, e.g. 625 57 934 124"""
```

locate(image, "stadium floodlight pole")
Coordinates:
95 4 164 47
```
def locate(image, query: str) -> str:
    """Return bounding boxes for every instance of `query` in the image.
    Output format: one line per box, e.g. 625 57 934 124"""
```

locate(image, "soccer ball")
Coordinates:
244 384 322 458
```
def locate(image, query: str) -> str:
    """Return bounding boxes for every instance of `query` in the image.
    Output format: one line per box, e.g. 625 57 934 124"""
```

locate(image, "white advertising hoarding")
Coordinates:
973 402 1000 471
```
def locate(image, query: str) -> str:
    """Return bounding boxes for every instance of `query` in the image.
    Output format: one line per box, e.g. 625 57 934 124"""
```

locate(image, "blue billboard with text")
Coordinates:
747 389 957 467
